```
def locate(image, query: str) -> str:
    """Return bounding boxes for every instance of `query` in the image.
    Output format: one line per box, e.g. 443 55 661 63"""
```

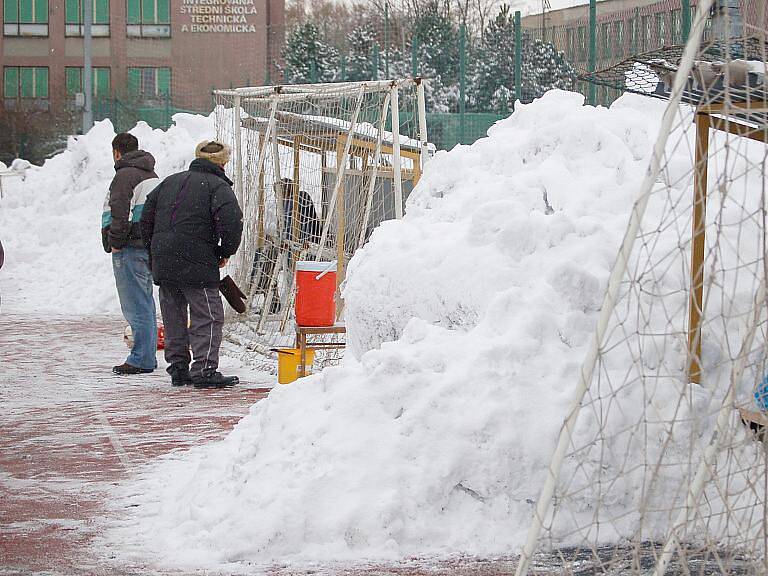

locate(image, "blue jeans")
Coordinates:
112 247 157 370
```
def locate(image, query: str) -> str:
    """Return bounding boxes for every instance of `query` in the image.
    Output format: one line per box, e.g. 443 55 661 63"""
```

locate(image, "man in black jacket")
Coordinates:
103 133 160 375
140 140 243 388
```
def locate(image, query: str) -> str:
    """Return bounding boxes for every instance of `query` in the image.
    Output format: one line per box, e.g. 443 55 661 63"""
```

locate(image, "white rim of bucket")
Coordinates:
296 260 337 276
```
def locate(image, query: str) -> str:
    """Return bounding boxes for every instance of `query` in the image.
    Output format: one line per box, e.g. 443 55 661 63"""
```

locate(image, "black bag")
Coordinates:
219 275 247 314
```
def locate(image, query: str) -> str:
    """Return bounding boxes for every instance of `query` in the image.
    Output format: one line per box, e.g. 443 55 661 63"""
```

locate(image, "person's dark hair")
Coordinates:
200 141 224 154
112 133 139 155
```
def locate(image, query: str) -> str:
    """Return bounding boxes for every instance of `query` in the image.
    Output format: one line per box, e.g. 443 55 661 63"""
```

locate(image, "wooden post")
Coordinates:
292 137 302 246
336 137 347 318
688 111 710 384
257 141 266 250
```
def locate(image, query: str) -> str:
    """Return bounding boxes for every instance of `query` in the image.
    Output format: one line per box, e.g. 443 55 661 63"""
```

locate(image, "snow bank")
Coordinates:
0 114 215 314
103 91 675 568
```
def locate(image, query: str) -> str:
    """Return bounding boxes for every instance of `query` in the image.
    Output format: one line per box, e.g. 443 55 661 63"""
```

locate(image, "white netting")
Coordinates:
214 79 426 372
517 1 768 574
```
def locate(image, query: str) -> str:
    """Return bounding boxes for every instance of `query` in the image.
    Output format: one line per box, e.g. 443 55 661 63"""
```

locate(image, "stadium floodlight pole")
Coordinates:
82 0 93 133
512 0 715 573
390 83 404 219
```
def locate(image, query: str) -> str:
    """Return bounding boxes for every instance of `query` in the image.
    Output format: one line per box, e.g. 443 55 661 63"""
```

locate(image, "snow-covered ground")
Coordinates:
89 90 688 570
5 89 764 572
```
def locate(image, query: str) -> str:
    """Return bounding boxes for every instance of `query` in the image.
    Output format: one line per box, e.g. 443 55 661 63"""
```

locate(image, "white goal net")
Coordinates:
516 0 768 574
213 79 428 372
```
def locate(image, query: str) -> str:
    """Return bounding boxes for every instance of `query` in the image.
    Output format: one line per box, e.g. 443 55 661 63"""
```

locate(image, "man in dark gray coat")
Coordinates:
140 140 243 388
103 133 159 375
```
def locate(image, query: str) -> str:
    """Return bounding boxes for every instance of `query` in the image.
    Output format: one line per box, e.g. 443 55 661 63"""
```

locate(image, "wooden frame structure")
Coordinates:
236 84 427 317
688 99 768 383
215 80 431 369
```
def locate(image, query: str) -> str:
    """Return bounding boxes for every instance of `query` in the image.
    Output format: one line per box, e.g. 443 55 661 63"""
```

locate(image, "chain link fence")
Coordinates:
47 0 768 153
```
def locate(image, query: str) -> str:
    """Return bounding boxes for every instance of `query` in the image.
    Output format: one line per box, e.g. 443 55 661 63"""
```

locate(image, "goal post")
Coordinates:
515 1 768 573
212 79 429 371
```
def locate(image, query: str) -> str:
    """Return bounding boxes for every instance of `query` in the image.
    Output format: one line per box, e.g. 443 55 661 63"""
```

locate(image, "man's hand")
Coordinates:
218 257 229 269
111 248 121 253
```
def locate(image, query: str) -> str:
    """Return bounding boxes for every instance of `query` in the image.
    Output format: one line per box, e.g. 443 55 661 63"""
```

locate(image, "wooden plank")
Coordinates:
687 112 710 384
708 116 768 144
292 137 301 245
335 138 347 314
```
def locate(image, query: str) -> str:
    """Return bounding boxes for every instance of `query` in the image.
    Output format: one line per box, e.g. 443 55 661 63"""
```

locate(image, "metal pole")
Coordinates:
515 11 522 105
588 0 596 105
82 0 93 133
459 24 466 144
390 84 403 219
411 36 419 77
513 0 715 572
384 2 390 79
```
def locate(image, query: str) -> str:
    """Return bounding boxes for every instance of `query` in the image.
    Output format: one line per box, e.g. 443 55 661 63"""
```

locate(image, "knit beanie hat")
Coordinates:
195 140 231 166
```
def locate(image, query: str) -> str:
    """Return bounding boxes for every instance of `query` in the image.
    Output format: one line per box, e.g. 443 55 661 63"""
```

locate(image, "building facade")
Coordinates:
1 0 285 116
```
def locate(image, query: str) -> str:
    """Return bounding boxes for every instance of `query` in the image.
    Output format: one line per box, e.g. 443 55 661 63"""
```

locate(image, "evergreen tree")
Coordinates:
282 22 339 84
471 4 578 113
412 0 460 86
472 5 517 112
344 25 378 82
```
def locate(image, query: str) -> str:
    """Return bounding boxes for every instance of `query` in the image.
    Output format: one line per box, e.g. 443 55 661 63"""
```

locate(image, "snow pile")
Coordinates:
103 91 678 568
0 114 215 314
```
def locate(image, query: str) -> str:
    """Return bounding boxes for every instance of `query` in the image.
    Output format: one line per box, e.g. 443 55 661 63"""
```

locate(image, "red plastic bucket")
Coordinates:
295 261 337 326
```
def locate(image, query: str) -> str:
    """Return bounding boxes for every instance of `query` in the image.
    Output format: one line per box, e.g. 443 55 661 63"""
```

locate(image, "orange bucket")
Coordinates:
295 261 336 326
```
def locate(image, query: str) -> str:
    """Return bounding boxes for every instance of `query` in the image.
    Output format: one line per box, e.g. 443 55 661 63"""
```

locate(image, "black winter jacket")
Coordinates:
102 150 159 252
140 158 243 287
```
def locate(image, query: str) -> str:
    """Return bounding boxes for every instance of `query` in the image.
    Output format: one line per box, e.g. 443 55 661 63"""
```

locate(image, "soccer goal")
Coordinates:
515 1 768 574
213 79 429 370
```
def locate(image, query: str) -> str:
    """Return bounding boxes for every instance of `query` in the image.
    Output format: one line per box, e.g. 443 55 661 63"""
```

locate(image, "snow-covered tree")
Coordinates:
471 4 577 113
344 25 378 82
412 0 460 86
282 22 339 84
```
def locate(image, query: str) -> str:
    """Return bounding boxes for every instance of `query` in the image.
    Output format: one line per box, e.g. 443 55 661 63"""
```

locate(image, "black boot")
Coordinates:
192 371 239 389
168 363 192 387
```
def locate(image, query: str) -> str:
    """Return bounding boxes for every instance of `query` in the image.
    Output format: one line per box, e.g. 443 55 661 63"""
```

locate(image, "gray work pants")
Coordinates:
158 284 224 378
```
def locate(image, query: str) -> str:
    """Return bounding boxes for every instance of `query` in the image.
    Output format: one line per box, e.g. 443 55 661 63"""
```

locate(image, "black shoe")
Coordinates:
113 363 154 375
167 363 192 387
192 372 239 389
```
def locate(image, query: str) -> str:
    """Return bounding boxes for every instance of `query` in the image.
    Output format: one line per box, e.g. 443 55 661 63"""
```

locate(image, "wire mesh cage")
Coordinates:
214 79 429 373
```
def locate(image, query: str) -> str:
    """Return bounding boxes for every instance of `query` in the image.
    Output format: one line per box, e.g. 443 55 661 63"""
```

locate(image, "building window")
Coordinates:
3 0 48 36
615 20 625 57
577 25 586 62
65 0 109 36
655 13 666 46
127 67 170 99
641 15 651 50
126 0 170 37
600 22 611 60
66 67 110 98
671 9 681 43
4 66 48 109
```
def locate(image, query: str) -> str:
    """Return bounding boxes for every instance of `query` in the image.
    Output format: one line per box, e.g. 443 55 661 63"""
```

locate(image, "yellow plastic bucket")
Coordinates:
274 348 315 384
